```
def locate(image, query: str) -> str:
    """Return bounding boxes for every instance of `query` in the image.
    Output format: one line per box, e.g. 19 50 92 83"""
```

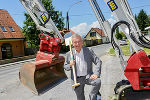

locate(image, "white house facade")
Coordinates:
85 28 109 43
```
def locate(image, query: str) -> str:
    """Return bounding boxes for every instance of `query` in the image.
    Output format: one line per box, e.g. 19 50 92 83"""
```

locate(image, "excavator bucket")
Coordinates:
19 56 67 95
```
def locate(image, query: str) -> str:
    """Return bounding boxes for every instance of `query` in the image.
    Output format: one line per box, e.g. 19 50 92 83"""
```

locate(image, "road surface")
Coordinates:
0 43 127 100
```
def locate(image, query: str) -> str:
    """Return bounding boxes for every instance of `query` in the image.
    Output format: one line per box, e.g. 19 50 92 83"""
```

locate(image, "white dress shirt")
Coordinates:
75 48 87 76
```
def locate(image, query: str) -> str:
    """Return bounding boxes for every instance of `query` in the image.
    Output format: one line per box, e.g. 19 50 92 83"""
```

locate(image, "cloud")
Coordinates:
108 14 116 26
89 21 100 28
108 18 116 26
71 21 101 36
71 17 116 37
71 22 90 36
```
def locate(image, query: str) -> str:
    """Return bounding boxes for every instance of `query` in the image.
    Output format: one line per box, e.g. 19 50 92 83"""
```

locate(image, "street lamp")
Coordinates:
66 1 82 30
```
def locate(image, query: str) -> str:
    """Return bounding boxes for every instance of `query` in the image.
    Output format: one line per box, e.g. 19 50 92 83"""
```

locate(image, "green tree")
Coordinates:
115 27 122 40
136 9 149 31
148 15 150 26
120 32 126 39
23 13 40 48
115 32 122 40
135 14 137 22
22 0 64 47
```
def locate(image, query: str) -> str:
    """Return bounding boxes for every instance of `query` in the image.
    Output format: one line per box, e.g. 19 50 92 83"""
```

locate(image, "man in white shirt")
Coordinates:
75 48 87 77
64 34 102 100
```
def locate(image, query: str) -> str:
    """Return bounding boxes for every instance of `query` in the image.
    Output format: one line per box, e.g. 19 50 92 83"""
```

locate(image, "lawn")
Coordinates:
109 44 150 56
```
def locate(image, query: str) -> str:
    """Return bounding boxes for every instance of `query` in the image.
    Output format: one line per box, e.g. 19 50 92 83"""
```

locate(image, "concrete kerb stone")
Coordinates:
0 55 36 65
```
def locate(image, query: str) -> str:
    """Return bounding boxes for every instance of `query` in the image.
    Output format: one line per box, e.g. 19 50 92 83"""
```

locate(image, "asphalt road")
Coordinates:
0 43 126 100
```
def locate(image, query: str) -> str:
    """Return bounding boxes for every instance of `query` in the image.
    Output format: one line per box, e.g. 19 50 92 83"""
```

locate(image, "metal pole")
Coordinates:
66 1 82 30
66 12 69 30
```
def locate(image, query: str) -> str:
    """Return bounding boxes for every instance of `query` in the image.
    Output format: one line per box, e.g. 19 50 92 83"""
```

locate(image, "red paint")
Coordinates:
124 51 150 90
35 34 64 69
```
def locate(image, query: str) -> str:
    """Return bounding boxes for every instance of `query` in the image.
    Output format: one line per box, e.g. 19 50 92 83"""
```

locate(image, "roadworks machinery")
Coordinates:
19 34 67 95
19 0 150 98
89 0 150 99
19 0 67 95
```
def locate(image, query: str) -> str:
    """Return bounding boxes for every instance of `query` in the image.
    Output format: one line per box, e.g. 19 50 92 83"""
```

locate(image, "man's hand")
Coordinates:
69 60 75 67
90 74 98 80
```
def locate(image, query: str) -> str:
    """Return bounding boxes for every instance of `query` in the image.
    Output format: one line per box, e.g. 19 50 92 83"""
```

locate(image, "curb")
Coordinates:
0 55 36 65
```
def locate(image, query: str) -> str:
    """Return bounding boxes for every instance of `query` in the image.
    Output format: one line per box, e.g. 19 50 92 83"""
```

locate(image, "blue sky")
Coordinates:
0 0 150 36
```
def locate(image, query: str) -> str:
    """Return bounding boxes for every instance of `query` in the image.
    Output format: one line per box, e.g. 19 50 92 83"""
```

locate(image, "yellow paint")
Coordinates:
108 1 117 11
0 39 24 41
91 37 96 39
41 13 47 22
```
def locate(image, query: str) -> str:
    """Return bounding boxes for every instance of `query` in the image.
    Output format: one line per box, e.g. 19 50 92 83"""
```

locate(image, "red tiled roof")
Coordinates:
92 28 105 37
85 28 105 38
0 9 25 39
60 28 75 36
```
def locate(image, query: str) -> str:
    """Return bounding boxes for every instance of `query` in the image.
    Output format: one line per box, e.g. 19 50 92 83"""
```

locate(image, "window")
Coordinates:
9 26 15 32
90 32 96 37
1 26 7 32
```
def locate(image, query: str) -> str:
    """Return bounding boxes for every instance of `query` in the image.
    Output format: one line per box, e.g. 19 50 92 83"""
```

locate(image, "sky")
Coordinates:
0 0 150 36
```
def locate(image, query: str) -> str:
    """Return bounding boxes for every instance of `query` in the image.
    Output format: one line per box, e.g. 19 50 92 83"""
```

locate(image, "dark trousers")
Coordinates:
74 76 101 100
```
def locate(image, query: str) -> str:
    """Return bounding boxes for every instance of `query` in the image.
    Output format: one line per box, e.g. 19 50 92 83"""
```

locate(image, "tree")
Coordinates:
120 32 127 39
115 32 122 40
135 14 137 22
22 0 65 47
23 13 40 48
136 9 150 31
148 15 150 26
115 27 122 40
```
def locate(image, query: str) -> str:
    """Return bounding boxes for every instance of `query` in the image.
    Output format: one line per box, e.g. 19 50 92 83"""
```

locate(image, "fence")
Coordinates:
25 39 103 55
84 39 102 47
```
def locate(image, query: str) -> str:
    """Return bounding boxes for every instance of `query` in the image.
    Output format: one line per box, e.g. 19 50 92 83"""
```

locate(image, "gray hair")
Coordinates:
72 33 83 40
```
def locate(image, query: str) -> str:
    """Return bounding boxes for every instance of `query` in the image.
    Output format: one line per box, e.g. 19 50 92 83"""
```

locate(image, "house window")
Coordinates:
9 26 15 32
1 26 7 32
90 32 96 37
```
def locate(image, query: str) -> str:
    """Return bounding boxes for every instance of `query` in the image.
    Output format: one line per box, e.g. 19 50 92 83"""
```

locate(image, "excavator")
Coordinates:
89 0 150 99
19 0 67 95
19 0 150 99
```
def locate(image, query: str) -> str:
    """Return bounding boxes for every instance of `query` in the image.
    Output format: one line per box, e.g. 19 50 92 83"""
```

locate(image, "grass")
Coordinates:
109 44 150 56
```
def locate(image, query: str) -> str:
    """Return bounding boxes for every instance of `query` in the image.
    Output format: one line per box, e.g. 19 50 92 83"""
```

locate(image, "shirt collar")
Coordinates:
75 48 83 55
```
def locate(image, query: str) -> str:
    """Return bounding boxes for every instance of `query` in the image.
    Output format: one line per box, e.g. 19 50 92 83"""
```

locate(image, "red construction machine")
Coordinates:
19 0 150 99
89 0 150 99
19 0 67 95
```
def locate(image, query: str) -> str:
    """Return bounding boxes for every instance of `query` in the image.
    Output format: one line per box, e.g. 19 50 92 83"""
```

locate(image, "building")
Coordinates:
59 28 75 52
59 28 75 37
0 9 25 59
84 28 109 46
59 28 75 45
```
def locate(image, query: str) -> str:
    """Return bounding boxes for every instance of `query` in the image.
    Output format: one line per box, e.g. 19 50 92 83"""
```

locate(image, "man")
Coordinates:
64 33 102 100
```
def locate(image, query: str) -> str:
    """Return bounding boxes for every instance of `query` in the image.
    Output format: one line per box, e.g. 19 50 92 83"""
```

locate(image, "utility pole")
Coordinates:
66 1 82 30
